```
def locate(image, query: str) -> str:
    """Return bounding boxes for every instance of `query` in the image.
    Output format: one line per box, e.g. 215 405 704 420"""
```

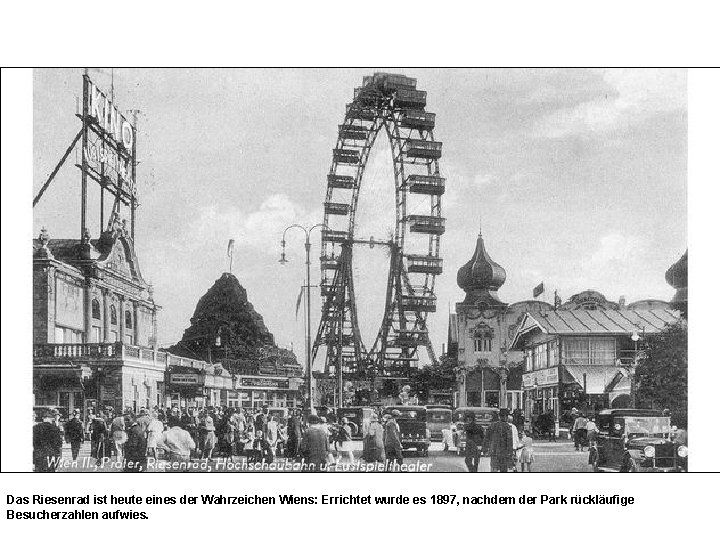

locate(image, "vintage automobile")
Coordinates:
337 406 374 439
588 409 688 472
451 407 499 456
426 405 453 442
382 405 431 456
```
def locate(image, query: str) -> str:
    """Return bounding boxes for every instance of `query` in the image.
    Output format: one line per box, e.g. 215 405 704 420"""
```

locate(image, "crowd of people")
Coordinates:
461 408 535 473
33 404 416 472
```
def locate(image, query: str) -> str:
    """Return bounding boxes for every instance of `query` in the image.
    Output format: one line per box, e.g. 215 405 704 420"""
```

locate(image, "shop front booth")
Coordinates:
165 365 205 409
33 363 92 419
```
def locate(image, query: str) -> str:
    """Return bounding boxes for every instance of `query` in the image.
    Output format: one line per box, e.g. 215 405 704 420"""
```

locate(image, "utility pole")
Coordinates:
80 70 89 240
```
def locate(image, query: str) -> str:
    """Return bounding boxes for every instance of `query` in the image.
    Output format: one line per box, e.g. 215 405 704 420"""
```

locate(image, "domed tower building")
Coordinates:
454 231 552 409
452 230 684 430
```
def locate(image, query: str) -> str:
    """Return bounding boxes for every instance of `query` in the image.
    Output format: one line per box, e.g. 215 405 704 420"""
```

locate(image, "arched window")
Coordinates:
110 305 117 325
125 310 133 329
91 298 101 320
473 324 494 353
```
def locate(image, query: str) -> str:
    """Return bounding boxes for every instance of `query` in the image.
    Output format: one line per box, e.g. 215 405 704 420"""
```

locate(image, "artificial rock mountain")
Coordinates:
169 272 279 365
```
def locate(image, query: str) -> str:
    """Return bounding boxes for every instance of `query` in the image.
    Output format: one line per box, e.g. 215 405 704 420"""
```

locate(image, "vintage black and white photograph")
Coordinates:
30 68 688 473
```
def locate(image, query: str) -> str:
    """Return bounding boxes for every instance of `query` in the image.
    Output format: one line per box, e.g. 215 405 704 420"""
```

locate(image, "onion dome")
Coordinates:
665 250 688 316
456 231 507 306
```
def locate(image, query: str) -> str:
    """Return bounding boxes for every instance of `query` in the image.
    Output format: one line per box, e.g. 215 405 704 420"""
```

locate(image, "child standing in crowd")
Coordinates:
335 417 355 464
518 430 534 472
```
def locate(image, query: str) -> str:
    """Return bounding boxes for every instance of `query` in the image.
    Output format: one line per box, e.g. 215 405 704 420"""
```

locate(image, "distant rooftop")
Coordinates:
511 308 682 349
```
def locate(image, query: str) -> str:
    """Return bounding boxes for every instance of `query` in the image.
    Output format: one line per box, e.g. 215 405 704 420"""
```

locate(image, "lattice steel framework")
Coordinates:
313 73 446 385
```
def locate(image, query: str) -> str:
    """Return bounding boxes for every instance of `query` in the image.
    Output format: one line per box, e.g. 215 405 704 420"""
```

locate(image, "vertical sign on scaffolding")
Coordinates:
78 73 138 240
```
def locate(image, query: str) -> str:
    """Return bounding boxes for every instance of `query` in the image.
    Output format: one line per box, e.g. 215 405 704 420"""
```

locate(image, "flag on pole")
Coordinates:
227 239 235 273
533 282 544 298
295 285 304 319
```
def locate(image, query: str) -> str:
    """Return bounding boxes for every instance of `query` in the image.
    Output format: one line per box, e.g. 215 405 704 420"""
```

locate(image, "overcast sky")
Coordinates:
33 68 687 366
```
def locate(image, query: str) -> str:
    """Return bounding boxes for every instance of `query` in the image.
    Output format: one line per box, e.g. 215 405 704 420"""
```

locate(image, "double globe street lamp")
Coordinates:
616 327 646 408
279 223 327 415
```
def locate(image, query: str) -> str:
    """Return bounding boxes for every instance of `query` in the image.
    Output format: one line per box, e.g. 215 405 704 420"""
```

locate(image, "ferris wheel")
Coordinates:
313 73 445 384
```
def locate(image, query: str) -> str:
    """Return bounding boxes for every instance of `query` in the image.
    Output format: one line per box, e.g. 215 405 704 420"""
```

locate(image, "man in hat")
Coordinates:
33 408 64 472
64 409 85 462
484 409 514 472
572 411 589 451
124 413 147 472
301 415 330 470
364 412 386 463
287 409 304 459
464 411 484 472
384 409 404 466
254 406 270 434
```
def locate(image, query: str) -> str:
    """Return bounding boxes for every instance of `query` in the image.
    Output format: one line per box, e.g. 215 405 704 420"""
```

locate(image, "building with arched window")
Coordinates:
452 231 551 410
449 230 683 426
33 221 163 414
33 223 298 415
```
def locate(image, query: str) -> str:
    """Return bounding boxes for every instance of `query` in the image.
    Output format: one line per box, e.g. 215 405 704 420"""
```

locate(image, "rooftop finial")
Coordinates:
456 230 507 306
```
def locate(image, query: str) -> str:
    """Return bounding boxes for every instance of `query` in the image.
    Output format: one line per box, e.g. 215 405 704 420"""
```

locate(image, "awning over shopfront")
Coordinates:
34 363 92 391
34 363 92 379
560 365 619 394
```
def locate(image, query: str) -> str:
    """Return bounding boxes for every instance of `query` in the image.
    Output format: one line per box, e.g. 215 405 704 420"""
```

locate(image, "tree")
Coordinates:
635 322 688 428
413 354 458 403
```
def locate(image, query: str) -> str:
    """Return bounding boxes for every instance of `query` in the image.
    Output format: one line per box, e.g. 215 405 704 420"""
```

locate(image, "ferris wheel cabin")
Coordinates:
406 255 443 275
327 174 356 189
333 148 361 164
321 229 349 243
406 215 446 235
405 174 445 195
401 294 438 312
401 110 436 130
324 202 350 216
338 124 369 141
405 139 443 160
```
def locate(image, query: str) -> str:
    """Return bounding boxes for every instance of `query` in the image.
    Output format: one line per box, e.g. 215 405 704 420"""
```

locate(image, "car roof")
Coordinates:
597 409 666 417
383 405 426 411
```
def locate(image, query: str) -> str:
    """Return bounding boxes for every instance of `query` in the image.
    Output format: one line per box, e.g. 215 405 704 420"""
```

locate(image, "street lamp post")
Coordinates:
280 223 326 415
622 327 645 409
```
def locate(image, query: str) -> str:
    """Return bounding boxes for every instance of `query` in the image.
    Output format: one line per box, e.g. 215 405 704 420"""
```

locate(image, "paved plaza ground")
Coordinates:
53 439 592 473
